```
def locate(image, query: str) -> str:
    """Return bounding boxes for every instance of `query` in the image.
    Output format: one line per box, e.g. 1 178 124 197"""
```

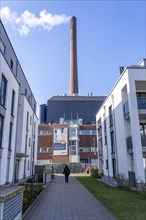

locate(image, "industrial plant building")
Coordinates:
96 59 146 185
37 16 106 166
38 95 105 166
0 20 38 186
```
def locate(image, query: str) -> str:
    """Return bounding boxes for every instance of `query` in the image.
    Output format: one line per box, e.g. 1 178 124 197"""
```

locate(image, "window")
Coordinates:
32 141 35 158
69 128 76 137
106 159 108 169
38 130 52 135
137 93 146 109
70 145 76 155
79 130 96 135
34 104 36 114
79 147 91 153
28 161 30 170
25 135 28 154
26 112 29 130
110 131 115 153
38 147 52 153
25 89 27 97
140 124 146 136
109 106 113 127
0 115 4 148
0 75 7 107
103 118 106 132
69 140 76 145
11 90 15 116
8 122 13 150
123 101 129 119
42 147 48 153
10 59 13 70
0 40 5 54
104 135 107 145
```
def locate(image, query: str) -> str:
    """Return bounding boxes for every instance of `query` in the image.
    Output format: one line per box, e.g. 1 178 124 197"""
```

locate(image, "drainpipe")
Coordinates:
12 60 20 185
111 94 119 178
103 105 110 183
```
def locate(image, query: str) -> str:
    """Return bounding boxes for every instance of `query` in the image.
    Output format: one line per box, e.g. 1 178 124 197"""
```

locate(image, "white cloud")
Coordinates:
0 6 70 36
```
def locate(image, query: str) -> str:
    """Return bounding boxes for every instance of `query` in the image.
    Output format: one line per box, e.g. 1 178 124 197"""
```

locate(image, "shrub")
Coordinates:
22 183 43 213
36 174 43 183
90 166 99 178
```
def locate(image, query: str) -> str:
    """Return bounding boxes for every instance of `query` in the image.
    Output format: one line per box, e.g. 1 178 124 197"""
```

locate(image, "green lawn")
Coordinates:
76 175 146 220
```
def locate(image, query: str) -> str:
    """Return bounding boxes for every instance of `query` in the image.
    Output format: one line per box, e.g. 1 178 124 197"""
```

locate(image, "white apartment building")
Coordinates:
96 59 146 185
0 20 38 186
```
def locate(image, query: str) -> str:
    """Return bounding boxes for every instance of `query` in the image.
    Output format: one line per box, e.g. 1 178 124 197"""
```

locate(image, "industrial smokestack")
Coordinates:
70 16 78 96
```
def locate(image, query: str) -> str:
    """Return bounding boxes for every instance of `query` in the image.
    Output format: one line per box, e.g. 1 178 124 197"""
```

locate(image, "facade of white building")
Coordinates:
0 20 38 186
96 59 146 185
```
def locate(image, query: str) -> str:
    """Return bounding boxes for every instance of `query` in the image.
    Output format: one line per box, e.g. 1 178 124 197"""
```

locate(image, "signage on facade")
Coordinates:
53 128 68 155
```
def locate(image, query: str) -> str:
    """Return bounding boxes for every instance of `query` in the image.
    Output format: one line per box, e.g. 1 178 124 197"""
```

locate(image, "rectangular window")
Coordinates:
24 160 26 178
69 140 76 145
110 131 115 153
0 74 7 107
104 118 106 132
30 116 32 125
26 112 29 130
34 104 36 114
29 137 31 146
69 127 77 137
28 161 30 170
38 130 52 135
25 135 28 154
25 89 27 97
8 122 13 150
0 40 5 54
106 159 108 169
0 114 4 148
109 106 113 127
42 147 48 153
32 141 35 158
11 90 15 116
79 130 96 135
10 59 13 70
104 135 107 145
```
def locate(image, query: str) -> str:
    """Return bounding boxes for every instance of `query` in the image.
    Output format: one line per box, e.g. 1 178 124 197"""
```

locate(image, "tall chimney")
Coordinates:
70 16 78 96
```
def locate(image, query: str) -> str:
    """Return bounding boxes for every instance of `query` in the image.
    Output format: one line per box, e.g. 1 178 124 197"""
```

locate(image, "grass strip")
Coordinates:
76 174 146 220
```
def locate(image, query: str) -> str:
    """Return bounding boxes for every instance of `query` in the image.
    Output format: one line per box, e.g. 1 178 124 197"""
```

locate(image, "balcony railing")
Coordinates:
141 135 146 147
137 98 146 109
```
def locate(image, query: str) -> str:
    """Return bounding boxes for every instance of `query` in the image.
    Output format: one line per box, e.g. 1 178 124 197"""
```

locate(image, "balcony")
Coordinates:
141 135 146 155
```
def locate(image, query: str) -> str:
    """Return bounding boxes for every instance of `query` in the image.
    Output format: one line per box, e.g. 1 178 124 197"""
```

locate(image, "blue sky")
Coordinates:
1 1 146 105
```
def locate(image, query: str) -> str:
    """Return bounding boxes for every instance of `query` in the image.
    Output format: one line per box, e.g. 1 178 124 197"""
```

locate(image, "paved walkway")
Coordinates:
23 174 118 220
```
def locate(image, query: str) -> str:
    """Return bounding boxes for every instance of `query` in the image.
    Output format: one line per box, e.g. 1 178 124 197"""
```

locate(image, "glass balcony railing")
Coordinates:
141 135 146 147
137 98 146 109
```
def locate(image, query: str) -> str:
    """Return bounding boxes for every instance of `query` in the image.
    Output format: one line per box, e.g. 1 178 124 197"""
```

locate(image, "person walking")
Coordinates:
63 164 70 183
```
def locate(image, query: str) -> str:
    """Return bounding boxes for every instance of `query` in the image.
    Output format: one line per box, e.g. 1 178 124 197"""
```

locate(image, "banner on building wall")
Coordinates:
53 128 68 156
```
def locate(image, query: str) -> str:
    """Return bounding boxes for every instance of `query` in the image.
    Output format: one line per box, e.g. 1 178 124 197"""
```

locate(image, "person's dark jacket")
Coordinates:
63 165 70 176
